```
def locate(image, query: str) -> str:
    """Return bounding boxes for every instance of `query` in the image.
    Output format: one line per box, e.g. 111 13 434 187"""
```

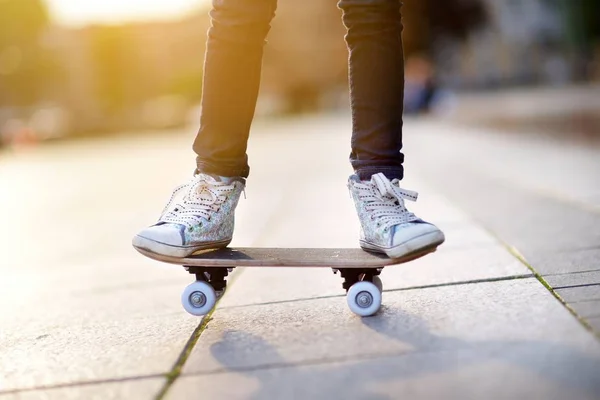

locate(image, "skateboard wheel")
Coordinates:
347 281 382 317
372 275 383 292
181 281 217 316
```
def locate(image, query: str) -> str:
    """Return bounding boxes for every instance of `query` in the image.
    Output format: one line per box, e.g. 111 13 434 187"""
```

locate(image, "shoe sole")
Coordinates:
132 235 231 258
360 230 445 260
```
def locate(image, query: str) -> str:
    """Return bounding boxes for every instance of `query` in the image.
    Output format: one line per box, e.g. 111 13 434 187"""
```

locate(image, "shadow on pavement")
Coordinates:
203 307 600 399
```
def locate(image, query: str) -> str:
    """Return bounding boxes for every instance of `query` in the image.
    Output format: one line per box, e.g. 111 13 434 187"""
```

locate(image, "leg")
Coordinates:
341 1 445 259
193 0 278 178
134 0 276 258
339 0 405 181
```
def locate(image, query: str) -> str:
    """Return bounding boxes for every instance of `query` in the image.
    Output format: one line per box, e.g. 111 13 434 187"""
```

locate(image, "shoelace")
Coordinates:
352 173 419 230
159 175 238 228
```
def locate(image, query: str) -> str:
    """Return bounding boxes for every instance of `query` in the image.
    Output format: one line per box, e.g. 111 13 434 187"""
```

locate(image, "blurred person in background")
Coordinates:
404 54 438 114
133 0 445 260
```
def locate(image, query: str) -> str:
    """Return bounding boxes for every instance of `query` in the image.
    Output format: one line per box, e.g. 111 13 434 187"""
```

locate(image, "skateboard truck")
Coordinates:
333 268 383 292
185 266 232 293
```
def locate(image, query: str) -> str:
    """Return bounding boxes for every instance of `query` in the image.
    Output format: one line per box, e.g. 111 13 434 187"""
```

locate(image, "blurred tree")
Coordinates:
0 0 58 107
167 70 203 103
88 25 140 116
583 0 600 42
569 0 600 79
575 0 600 51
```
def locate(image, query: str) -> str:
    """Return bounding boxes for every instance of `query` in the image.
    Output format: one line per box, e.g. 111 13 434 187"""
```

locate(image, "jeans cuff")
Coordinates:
354 166 403 181
196 158 250 179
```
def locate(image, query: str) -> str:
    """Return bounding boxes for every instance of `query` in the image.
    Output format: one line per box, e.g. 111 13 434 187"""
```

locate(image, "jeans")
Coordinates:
193 0 405 181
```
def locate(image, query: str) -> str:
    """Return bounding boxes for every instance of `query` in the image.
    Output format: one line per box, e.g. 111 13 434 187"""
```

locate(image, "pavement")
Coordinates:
1 106 599 399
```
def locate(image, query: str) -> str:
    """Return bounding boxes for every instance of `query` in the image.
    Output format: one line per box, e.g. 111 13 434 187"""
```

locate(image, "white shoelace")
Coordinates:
158 175 237 228
353 173 419 230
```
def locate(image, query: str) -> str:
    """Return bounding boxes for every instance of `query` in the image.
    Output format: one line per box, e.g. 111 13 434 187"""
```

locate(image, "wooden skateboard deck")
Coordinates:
135 246 436 268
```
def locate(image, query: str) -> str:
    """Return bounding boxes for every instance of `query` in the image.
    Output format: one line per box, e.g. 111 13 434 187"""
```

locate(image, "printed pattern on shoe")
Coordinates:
348 173 444 259
133 173 245 257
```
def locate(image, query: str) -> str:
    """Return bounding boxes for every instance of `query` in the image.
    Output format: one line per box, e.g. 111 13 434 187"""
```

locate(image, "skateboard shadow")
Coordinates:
205 307 600 399
191 248 255 260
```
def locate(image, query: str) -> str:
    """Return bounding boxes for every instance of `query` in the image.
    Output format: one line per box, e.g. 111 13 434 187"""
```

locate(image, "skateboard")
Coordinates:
135 246 437 317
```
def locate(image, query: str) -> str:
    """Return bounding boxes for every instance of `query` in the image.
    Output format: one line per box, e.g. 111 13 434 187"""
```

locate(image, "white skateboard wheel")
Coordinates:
347 281 382 317
372 275 383 292
181 281 217 316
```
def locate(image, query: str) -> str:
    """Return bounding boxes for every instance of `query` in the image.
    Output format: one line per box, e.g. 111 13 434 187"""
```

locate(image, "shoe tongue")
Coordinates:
196 173 227 183
196 173 241 185
218 176 238 184
195 173 219 183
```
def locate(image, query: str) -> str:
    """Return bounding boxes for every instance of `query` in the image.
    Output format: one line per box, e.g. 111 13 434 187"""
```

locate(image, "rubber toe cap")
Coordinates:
133 224 184 247
391 221 444 248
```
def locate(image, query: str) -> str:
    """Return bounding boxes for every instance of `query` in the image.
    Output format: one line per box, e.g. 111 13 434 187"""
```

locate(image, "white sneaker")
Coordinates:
348 173 444 259
132 173 245 258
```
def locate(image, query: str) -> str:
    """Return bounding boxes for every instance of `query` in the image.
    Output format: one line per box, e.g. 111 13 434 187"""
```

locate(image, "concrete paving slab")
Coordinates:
185 279 600 376
218 267 340 308
404 119 600 222
544 270 600 288
588 317 600 333
525 249 600 276
555 285 600 303
0 313 196 392
434 224 499 251
0 378 164 400
570 301 600 319
219 245 530 308
399 183 476 227
170 343 600 400
404 122 600 260
0 259 189 333
420 164 600 255
380 245 530 290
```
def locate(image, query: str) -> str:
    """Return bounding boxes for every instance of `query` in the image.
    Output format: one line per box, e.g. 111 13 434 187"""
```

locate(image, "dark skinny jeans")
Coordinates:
193 0 405 181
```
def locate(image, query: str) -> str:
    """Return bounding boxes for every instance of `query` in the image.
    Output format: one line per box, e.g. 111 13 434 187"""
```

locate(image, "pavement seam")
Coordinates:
544 267 600 276
566 298 600 304
154 315 212 400
567 297 600 304
504 245 600 341
219 274 534 310
552 283 600 290
154 267 247 400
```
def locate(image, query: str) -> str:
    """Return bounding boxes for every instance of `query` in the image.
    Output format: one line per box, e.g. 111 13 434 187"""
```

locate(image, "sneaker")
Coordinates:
348 173 444 259
132 173 245 258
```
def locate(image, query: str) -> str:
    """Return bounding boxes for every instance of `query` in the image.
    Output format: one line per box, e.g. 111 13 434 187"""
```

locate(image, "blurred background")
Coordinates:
0 0 598 147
